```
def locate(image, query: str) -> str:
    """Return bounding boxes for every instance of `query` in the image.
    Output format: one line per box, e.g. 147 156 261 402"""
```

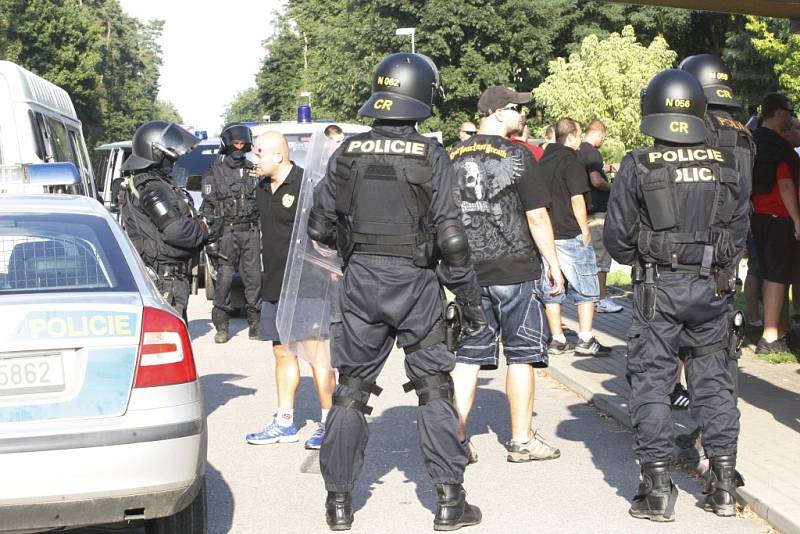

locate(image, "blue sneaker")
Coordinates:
246 419 299 445
304 423 325 450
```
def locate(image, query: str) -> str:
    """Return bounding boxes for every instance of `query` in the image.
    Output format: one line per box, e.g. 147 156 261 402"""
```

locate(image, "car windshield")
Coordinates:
171 143 219 188
0 213 136 294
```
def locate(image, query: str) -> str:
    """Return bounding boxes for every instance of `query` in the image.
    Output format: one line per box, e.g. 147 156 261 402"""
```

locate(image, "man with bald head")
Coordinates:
246 131 336 450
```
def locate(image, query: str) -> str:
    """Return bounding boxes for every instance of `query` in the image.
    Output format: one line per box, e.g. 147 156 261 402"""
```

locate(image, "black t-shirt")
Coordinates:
538 143 590 240
450 134 550 285
577 141 609 214
256 164 303 302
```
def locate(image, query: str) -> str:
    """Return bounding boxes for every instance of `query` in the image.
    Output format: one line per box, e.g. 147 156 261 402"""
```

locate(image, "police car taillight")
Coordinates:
134 306 197 388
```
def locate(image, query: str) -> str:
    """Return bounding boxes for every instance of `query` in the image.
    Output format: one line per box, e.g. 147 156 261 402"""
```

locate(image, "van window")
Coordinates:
45 118 76 165
68 129 93 196
95 151 111 195
30 111 52 162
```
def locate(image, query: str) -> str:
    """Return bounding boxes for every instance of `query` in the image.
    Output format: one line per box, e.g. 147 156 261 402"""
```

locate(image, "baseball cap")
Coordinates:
477 86 532 116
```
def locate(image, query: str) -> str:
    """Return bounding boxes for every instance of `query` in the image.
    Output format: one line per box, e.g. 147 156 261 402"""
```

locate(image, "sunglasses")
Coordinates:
785 107 797 117
461 130 477 136
500 103 521 112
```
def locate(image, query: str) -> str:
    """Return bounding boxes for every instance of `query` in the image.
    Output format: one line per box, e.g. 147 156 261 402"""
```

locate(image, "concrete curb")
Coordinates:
545 363 798 534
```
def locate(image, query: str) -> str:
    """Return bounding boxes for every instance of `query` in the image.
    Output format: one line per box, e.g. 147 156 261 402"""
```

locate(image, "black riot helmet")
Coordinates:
679 53 740 109
640 69 707 144
122 121 200 172
220 123 253 154
358 52 442 121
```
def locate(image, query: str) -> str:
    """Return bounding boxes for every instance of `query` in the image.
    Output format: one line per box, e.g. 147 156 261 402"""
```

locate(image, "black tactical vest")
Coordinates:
333 130 438 267
120 171 195 265
705 109 754 198
205 160 259 223
632 145 741 275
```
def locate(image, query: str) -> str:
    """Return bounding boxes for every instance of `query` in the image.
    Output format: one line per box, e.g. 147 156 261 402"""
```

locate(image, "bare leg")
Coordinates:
744 273 761 323
310 364 336 410
451 362 480 442
506 363 534 442
544 303 563 338
598 271 608 300
762 281 787 342
273 343 300 409
576 302 594 334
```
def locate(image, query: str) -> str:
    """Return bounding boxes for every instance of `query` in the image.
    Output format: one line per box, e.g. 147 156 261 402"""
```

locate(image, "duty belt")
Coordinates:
152 262 189 278
224 220 259 232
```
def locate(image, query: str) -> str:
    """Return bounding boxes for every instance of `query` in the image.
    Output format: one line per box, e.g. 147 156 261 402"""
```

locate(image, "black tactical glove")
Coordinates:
206 216 224 241
457 297 487 337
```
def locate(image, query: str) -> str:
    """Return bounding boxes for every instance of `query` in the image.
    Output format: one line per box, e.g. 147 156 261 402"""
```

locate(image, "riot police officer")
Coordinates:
120 121 213 320
201 123 262 343
680 53 755 201
603 70 748 522
307 53 487 531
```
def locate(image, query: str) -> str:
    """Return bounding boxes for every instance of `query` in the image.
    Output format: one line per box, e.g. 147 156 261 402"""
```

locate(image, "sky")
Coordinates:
118 0 283 133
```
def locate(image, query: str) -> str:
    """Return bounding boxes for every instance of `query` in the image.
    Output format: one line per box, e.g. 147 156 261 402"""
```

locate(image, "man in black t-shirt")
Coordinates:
577 119 623 313
538 118 610 356
450 86 564 463
245 131 335 451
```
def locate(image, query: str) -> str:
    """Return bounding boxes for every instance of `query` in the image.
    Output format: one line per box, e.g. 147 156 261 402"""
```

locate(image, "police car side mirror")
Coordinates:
185 175 203 192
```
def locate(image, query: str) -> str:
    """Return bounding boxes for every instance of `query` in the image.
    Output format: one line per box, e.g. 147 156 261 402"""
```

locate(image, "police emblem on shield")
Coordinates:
276 131 342 368
204 183 212 195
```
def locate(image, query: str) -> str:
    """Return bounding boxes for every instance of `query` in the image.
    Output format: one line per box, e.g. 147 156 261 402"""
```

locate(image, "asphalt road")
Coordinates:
70 294 770 534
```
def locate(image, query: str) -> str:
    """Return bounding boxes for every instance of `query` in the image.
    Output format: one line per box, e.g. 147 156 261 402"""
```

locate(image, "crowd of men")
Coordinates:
116 49 769 530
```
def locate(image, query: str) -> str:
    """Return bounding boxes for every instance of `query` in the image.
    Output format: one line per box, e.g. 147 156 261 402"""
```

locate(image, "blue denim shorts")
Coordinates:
541 235 600 305
456 280 549 369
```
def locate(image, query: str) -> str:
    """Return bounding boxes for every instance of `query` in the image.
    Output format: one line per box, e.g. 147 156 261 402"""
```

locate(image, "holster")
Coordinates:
728 310 745 360
714 266 738 296
445 301 462 353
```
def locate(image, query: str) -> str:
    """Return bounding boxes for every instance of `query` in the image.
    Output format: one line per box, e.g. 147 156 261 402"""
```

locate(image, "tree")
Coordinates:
223 88 264 124
746 16 800 105
533 25 677 152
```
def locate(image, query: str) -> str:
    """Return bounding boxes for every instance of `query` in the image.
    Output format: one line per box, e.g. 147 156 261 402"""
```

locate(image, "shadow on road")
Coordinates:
201 373 258 417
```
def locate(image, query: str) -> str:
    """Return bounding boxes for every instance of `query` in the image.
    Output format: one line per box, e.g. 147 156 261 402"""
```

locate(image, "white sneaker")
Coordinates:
596 298 623 313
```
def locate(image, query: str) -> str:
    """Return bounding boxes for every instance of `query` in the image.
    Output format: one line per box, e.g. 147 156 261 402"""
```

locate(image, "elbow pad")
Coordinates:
437 219 470 267
307 207 337 248
140 186 180 232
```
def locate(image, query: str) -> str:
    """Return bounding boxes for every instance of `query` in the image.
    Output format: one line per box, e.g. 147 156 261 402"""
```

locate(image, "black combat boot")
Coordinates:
325 491 353 531
704 455 743 517
629 461 679 522
433 483 482 531
247 310 260 340
211 308 229 344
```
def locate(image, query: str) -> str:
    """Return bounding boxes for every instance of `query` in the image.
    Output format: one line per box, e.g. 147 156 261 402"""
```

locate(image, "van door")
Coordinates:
68 128 97 199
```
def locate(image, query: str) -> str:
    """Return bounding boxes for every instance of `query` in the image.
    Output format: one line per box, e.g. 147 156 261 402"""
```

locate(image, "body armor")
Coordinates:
333 130 439 267
120 171 197 266
202 159 260 225
631 144 741 276
705 109 755 197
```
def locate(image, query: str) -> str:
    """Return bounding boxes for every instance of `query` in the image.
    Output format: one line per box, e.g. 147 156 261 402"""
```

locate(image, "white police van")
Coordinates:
0 60 97 197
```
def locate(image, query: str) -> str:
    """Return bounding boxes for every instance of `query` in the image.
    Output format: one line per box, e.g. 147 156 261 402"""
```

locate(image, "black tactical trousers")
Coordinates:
320 255 467 493
157 275 191 322
626 273 740 464
213 226 262 315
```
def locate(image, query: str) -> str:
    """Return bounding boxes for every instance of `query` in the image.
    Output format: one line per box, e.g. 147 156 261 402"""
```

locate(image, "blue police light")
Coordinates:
297 104 312 123
193 130 208 140
0 162 81 194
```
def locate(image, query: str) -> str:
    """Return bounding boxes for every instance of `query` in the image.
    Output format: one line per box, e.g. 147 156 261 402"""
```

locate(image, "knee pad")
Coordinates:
402 373 453 405
333 375 383 415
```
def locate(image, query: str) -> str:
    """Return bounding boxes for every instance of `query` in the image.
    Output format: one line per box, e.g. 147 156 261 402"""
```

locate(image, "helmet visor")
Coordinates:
157 123 201 160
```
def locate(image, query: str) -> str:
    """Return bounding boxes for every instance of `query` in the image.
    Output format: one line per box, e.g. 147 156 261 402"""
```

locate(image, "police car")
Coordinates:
0 194 207 533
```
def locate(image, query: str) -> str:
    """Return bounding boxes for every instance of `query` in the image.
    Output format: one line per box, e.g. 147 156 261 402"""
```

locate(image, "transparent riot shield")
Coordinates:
276 131 342 368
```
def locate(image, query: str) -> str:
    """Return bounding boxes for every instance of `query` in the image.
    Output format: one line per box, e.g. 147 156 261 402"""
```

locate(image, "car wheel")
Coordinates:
204 267 215 301
145 477 207 534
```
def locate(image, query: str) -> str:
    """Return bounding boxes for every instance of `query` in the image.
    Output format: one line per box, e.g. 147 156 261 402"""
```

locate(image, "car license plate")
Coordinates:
0 353 65 396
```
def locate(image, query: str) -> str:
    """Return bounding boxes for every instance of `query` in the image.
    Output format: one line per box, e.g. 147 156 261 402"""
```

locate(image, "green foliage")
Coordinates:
223 88 265 124
746 16 800 105
0 0 173 148
599 137 627 165
534 26 676 152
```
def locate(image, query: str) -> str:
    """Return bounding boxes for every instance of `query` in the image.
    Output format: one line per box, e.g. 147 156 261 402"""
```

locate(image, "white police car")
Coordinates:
0 193 207 533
